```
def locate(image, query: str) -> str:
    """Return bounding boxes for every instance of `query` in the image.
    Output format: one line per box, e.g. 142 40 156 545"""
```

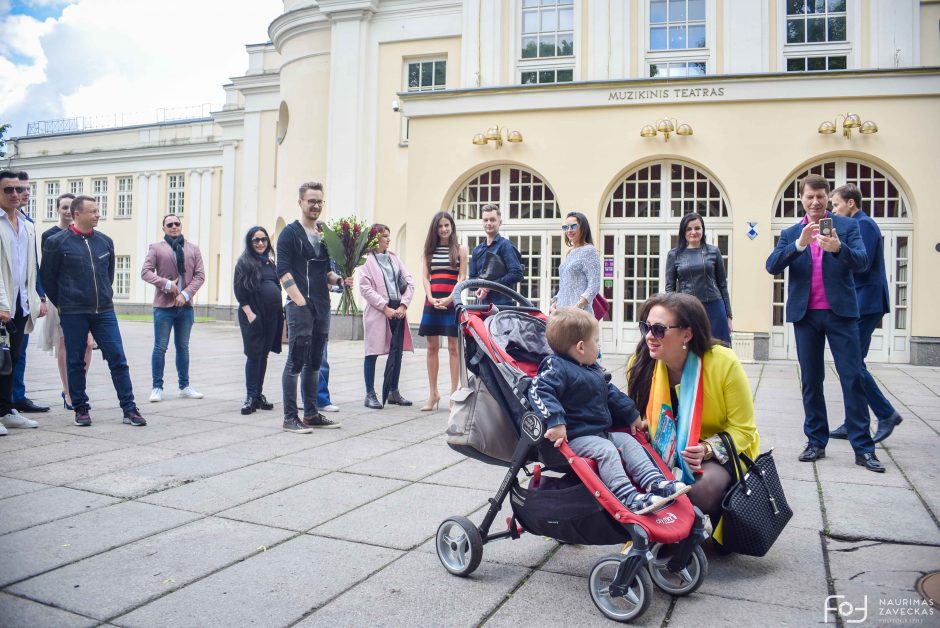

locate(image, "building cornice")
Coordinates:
229 71 281 96
12 118 215 142
399 67 940 117
269 6 331 52
11 141 223 170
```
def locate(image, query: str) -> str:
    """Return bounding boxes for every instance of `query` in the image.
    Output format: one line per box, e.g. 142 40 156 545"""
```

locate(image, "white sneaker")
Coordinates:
149 388 163 402
321 404 340 412
0 423 7 435
1 410 38 429
179 386 204 399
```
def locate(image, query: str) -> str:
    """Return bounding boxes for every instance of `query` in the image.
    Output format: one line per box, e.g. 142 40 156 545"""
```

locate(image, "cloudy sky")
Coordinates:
1 0 283 138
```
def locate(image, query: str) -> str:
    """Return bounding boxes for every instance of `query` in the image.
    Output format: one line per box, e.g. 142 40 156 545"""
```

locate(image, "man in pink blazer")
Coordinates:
140 214 206 402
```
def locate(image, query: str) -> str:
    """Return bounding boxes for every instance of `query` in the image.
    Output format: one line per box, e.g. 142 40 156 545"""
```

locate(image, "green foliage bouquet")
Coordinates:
321 216 380 315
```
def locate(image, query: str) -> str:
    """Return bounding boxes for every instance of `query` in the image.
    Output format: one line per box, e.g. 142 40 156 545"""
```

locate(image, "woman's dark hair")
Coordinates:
235 226 273 291
626 293 718 415
676 213 706 251
423 211 459 271
565 211 594 247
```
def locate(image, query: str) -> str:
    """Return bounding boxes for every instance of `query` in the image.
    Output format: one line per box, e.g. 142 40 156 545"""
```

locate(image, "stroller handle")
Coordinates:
451 279 535 309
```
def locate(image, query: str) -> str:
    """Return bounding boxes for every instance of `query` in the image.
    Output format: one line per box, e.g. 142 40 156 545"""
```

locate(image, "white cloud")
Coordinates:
1 0 283 137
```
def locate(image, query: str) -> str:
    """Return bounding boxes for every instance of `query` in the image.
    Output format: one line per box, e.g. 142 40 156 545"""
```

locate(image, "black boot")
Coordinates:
364 392 383 409
255 394 274 411
241 396 256 415
386 390 412 406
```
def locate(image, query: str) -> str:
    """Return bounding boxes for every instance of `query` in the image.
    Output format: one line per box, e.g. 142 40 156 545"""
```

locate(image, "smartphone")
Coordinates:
818 217 833 236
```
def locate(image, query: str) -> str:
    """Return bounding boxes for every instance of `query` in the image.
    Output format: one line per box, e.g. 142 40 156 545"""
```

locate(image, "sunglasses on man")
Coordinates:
2 186 27 195
164 221 182 228
638 320 687 339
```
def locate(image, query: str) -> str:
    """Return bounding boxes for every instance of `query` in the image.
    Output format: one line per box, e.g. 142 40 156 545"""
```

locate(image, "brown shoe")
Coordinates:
302 413 342 429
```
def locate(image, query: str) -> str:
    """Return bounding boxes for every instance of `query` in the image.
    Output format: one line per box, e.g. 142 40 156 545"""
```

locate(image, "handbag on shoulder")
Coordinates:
716 432 792 557
0 323 12 376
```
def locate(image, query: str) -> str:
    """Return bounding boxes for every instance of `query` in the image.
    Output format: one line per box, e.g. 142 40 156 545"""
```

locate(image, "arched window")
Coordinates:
770 158 913 363
599 160 731 351
449 165 562 309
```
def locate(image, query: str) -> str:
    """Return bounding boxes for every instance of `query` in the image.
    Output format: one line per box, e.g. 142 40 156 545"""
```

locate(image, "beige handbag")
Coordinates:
446 337 519 464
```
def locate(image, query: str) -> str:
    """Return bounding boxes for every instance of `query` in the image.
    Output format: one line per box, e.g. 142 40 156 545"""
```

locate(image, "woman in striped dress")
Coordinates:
418 212 468 411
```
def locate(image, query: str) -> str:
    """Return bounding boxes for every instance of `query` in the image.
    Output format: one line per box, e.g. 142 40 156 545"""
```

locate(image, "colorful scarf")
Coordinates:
646 352 704 484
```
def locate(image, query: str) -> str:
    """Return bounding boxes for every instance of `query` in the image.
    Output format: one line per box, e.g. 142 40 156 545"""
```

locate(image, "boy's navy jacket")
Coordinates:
528 353 640 440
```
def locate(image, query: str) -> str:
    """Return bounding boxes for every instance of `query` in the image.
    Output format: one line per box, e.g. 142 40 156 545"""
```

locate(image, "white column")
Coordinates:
134 172 152 303
461 0 502 87
218 143 237 306
187 169 203 247
326 9 373 213
199 169 214 304
240 112 261 242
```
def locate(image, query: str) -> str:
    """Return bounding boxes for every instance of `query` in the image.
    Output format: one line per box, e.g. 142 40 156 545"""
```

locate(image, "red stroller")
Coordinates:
436 280 709 623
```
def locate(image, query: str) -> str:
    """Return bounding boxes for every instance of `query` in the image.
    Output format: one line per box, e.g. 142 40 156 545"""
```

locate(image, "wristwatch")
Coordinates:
335 276 343 288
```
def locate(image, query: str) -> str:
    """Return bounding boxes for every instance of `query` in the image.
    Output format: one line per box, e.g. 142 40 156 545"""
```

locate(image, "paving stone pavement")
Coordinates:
1 320 938 627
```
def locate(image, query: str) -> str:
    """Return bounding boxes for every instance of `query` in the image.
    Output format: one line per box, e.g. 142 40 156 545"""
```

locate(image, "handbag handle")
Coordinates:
718 432 748 481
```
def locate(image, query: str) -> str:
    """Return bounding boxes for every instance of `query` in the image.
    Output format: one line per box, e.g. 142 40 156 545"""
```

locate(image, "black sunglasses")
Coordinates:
2 186 27 195
639 320 686 339
251 237 269 244
164 221 181 228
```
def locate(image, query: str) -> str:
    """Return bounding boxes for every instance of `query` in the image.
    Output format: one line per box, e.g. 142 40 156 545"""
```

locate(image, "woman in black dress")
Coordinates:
234 226 284 415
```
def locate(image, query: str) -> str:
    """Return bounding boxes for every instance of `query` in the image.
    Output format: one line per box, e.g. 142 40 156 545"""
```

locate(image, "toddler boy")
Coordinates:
528 308 689 515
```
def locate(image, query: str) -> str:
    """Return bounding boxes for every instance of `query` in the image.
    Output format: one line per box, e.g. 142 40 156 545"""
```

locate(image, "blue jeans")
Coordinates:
317 344 332 407
60 310 136 413
152 306 194 390
857 312 897 422
12 332 27 402
245 354 269 400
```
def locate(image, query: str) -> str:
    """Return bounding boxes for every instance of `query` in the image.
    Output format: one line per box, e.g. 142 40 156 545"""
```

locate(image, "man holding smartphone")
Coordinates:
829 184 902 444
766 174 884 473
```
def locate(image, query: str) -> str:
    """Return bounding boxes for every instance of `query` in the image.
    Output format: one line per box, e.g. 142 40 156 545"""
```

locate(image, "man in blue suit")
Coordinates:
766 174 884 473
828 184 902 443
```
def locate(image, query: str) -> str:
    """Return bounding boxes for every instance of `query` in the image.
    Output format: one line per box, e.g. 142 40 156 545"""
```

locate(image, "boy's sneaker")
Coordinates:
122 408 147 427
629 493 670 515
179 386 204 399
303 413 341 429
648 479 691 499
1 409 39 429
283 417 313 434
74 410 92 427
149 388 163 403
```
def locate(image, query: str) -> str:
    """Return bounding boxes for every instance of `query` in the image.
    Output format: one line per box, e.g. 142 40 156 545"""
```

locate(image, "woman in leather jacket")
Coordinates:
664 213 732 344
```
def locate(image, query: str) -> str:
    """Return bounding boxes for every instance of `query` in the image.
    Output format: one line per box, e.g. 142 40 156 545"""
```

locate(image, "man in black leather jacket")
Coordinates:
40 196 145 428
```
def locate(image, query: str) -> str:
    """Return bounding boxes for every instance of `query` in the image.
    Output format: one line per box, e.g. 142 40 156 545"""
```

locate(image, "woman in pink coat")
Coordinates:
359 224 415 409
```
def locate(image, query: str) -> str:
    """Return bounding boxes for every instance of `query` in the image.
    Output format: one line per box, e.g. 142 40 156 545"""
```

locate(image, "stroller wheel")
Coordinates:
588 556 653 622
436 516 483 577
648 544 708 596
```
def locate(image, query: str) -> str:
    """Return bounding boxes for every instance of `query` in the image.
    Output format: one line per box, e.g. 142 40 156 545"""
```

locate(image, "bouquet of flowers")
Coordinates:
321 216 380 315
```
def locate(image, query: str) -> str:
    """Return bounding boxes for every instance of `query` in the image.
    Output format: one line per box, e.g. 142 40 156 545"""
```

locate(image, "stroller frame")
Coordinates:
436 280 710 623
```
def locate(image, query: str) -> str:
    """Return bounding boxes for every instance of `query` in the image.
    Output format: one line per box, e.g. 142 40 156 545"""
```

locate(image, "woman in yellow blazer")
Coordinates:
627 292 759 547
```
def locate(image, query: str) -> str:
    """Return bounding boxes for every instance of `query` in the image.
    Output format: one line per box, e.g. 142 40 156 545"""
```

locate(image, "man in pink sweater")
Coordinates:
140 214 206 402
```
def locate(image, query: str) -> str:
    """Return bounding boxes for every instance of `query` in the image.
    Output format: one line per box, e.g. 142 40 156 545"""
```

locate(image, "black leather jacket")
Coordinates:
664 244 732 317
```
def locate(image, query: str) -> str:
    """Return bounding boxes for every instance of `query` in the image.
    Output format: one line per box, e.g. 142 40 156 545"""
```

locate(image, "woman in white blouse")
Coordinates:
550 211 601 314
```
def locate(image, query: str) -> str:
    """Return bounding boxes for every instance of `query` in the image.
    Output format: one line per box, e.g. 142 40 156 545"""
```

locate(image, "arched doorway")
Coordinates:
770 158 913 363
599 160 732 352
449 165 563 310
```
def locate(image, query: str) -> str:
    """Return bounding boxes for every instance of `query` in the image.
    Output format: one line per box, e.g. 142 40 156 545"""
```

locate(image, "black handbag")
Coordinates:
717 432 792 557
0 324 12 376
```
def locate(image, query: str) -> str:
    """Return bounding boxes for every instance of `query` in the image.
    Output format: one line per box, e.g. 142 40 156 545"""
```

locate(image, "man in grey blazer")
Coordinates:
0 170 44 434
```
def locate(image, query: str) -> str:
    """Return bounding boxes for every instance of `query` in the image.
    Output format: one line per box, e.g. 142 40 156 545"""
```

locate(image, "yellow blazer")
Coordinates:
628 344 760 461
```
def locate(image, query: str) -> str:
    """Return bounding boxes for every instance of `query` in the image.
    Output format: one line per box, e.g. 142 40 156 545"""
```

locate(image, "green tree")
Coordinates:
0 123 10 158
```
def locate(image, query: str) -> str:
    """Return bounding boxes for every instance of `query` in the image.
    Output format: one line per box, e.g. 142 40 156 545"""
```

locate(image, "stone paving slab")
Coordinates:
138 461 325 514
821 481 940 545
783 478 825 531
274 434 403 470
0 592 98 628
68 451 257 499
420 458 521 492
0 438 128 473
5 445 181 485
0 501 199 586
0 476 49 500
115 535 402 628
367 412 448 443
483 568 670 628
669 593 821 626
206 431 323 461
297 551 529 628
8 517 295 622
312 482 492 550
0 428 75 453
0 486 121 535
216 471 404 531
342 440 465 481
